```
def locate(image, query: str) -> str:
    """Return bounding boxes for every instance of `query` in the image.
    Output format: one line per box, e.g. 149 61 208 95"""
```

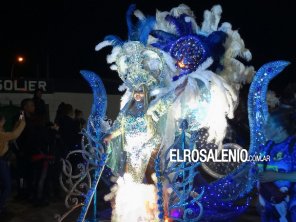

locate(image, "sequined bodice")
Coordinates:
123 112 154 182
124 112 148 140
124 112 149 151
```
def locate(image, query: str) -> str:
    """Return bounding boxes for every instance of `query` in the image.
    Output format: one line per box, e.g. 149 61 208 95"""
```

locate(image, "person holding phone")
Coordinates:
0 112 26 216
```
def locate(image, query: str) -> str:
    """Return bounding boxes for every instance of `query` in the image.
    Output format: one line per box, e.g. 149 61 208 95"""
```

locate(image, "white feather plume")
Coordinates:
154 10 176 35
201 5 222 34
107 46 121 64
95 40 113 51
134 9 145 20
217 20 255 89
170 4 195 17
153 4 198 36
195 57 213 71
110 64 118 71
161 51 177 73
118 83 127 92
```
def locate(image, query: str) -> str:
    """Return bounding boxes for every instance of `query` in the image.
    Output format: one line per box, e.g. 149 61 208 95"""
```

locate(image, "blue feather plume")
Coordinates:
136 16 156 45
150 30 178 42
125 4 156 45
126 4 137 40
104 35 124 46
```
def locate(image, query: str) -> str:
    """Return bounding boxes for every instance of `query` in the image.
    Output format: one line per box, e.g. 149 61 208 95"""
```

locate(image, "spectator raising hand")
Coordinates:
0 113 26 216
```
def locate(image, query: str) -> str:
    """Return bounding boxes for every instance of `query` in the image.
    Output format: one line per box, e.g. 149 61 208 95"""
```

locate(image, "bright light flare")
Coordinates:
112 174 159 221
17 56 24 63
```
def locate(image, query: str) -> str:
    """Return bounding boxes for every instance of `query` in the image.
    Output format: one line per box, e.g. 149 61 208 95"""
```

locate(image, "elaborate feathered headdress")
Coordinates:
95 5 167 91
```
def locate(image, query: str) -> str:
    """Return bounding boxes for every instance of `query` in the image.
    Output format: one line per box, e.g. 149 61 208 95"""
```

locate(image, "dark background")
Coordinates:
0 0 295 94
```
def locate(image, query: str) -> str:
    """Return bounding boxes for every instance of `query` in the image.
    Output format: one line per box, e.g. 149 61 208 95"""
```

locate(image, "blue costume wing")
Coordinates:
58 71 109 222
77 71 109 222
81 70 107 142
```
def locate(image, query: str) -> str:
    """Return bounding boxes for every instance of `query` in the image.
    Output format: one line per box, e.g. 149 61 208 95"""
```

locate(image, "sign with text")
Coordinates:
0 79 53 93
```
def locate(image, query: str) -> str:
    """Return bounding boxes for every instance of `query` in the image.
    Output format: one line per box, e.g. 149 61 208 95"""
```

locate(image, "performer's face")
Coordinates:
134 91 145 101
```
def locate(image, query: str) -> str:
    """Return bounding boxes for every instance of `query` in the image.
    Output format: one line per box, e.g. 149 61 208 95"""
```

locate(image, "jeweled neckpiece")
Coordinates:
135 101 144 110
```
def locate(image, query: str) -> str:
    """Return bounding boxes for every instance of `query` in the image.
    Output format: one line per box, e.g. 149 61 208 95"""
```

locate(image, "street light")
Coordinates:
17 56 24 63
11 55 25 79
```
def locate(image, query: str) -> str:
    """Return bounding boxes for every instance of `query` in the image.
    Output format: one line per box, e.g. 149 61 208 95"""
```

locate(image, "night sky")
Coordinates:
0 0 295 94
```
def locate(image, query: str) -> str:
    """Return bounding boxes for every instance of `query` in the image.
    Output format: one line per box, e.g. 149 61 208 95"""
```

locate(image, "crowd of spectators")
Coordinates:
0 89 85 217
